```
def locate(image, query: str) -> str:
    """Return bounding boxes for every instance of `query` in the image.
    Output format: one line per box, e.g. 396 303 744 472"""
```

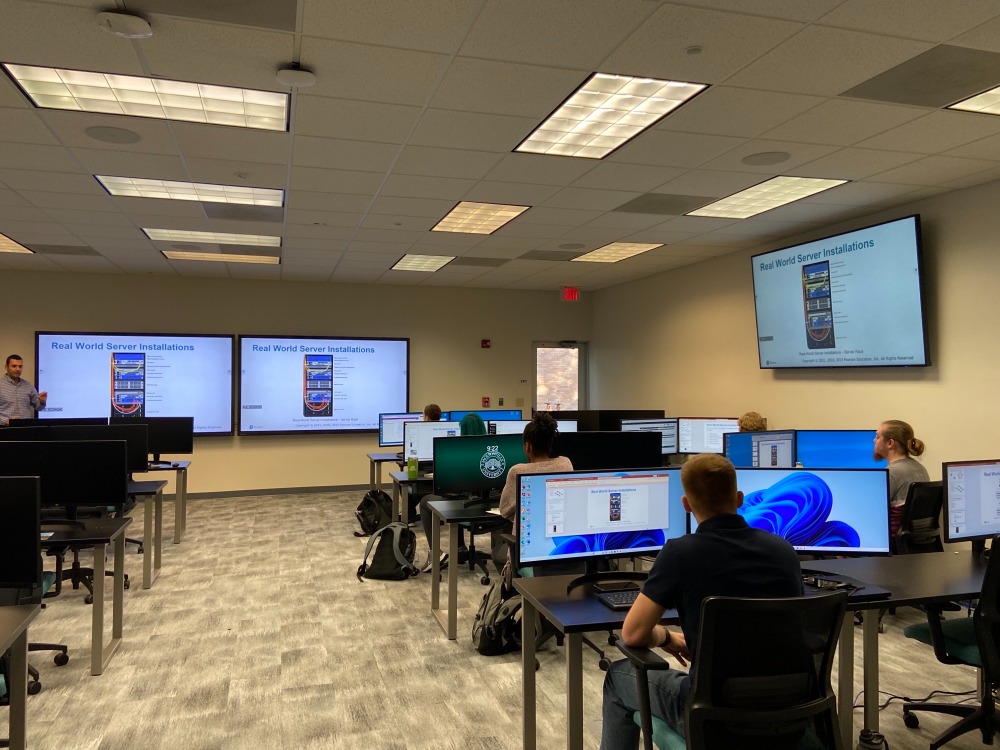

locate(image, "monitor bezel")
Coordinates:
675 416 740 455
723 429 798 468
378 411 423 448
432 432 529 496
943 459 1000 545
620 417 680 456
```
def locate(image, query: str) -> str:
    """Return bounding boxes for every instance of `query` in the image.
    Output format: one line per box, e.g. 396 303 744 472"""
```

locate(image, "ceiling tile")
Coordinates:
657 87 826 139
171 123 289 165
409 109 539 152
286 209 362 228
393 145 502 180
788 148 925 180
71 149 189 180
0 107 58 145
818 1 1000 43
653 169 769 198
37 111 179 154
483 153 596 186
950 15 1000 53
462 181 560 206
542 187 642 211
185 158 287 189
368 196 458 218
0 143 79 172
0 169 103 194
517 207 604 226
292 136 400 173
611 131 747 168
382 174 476 200
295 96 421 143
761 99 925 146
867 155 998 186
698 139 840 173
289 167 383 195
571 163 685 192
111 197 208 218
286 191 374 212
857 111 1000 153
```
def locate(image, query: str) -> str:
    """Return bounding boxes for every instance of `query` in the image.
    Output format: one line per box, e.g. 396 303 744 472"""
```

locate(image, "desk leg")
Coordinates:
113 533 125 645
391 480 402 524
173 466 188 543
8 626 28 750
430 515 444 635
375 463 383 493
522 598 538 750
369 458 376 492
142 490 163 589
447 525 459 639
837 614 855 749
863 610 880 732
566 632 584 750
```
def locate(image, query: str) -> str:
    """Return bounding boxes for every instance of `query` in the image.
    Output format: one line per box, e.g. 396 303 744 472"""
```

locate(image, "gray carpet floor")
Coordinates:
4 491 990 749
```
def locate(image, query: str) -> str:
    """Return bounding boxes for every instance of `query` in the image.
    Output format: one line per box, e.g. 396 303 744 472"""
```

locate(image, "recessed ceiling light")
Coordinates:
0 233 33 254
686 176 848 219
947 85 1000 116
741 151 791 166
515 72 707 159
431 202 530 235
571 242 662 263
391 254 455 272
142 229 281 246
84 125 141 144
98 176 284 206
161 250 280 264
1 63 288 131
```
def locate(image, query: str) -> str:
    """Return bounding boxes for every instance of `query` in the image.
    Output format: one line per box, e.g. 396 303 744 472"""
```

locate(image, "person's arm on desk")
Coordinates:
622 592 689 666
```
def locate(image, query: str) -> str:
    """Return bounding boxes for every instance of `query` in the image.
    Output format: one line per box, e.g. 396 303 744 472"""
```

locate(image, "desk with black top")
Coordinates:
367 452 401 493
127 479 166 589
143 460 191 543
426 498 502 639
42 517 131 675
1 604 41 750
388 469 432 524
809 552 987 749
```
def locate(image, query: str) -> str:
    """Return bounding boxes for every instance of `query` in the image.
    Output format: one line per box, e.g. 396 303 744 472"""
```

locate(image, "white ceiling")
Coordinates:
2 0 1000 290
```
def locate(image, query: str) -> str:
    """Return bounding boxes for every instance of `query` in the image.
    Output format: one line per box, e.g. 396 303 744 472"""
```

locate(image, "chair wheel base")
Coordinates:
904 712 919 728
84 594 93 604
27 681 41 696
53 652 69 667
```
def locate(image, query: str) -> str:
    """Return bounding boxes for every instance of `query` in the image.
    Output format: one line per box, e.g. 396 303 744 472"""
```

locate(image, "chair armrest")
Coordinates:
614 639 672 672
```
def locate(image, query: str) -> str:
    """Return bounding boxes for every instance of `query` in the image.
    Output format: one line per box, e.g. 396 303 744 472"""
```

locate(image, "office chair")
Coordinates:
43 519 130 605
24 570 69 695
901 538 1000 749
616 592 848 750
894 481 944 555
460 496 509 586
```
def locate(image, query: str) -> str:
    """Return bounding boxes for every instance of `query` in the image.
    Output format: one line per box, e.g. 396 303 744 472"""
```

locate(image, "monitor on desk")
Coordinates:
795 430 886 469
689 467 890 555
0 476 41 595
0 440 129 517
517 467 684 567
378 412 423 447
488 418 578 435
943 459 1000 545
552 431 662 471
677 417 739 454
0 424 149 473
446 409 523 423
433 433 528 496
724 430 796 468
403 420 459 462
620 418 679 455
9 417 108 427
110 416 193 462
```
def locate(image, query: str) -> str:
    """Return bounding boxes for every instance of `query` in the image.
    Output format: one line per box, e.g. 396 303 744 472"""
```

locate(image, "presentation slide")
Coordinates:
621 419 679 454
678 418 739 453
239 336 408 434
752 215 927 369
36 332 233 434
945 461 1000 541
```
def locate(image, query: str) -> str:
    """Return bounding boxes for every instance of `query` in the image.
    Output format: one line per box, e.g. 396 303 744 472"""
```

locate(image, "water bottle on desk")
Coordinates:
407 455 418 480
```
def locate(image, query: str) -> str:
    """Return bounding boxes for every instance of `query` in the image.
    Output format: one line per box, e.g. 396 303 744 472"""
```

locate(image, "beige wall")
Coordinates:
590 178 1000 479
5 272 592 493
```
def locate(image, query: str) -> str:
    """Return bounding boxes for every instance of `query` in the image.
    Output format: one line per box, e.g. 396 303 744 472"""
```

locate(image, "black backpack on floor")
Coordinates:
472 563 522 655
354 489 393 537
357 522 418 581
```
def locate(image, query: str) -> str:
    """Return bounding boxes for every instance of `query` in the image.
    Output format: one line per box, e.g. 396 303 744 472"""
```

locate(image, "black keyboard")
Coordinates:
596 588 640 611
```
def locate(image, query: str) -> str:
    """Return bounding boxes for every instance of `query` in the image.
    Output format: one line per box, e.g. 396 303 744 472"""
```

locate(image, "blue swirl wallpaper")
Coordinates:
739 472 860 548
548 529 667 557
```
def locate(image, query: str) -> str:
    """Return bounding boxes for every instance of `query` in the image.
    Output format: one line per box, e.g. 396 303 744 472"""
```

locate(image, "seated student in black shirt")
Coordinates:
601 453 803 748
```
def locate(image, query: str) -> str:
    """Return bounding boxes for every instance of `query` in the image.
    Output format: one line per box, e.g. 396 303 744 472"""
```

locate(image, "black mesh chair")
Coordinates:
902 537 1000 748
616 591 848 750
895 481 944 555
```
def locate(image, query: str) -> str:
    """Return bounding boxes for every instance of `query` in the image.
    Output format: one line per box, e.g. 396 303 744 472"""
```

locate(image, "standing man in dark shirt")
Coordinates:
601 453 803 748
0 354 47 426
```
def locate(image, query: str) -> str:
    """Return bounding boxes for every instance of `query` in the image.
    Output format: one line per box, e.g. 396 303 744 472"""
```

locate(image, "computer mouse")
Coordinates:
171 462 179 467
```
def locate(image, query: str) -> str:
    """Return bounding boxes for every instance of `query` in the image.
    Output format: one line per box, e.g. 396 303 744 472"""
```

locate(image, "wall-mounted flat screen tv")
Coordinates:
239 335 408 435
35 332 234 435
751 215 928 369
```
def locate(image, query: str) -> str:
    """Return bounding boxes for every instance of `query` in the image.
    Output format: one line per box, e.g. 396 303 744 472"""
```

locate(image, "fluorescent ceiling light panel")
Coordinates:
947 85 1000 115
97 176 284 206
431 202 530 234
571 242 662 263
142 229 281 247
515 73 707 159
391 254 454 272
0 233 33 254
2 63 288 131
161 250 280 264
687 176 848 219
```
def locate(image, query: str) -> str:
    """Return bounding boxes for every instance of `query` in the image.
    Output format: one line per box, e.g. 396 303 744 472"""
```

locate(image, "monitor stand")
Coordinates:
566 561 647 595
973 539 989 560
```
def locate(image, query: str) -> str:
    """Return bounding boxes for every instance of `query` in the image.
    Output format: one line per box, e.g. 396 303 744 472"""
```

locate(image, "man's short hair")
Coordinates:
423 403 442 421
681 453 739 515
5 354 23 367
738 411 767 432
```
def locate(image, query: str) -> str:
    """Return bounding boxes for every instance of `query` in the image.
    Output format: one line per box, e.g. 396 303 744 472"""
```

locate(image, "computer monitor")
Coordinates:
943 459 1000 546
724 430 796 468
403 420 460 462
447 409 523 423
10 417 109 427
677 417 740 454
378 412 423 447
433 434 528 496
488 419 579 435
598 410 665 431
0 424 149 472
795 430 887 469
0 476 41 593
553 431 661 471
620 418 679 455
110 416 194 462
720 468 890 555
517 468 684 567
538 410 599 431
0 440 129 517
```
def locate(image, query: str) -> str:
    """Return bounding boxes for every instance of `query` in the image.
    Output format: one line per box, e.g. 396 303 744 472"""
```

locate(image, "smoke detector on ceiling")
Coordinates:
96 12 153 39
276 64 316 88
